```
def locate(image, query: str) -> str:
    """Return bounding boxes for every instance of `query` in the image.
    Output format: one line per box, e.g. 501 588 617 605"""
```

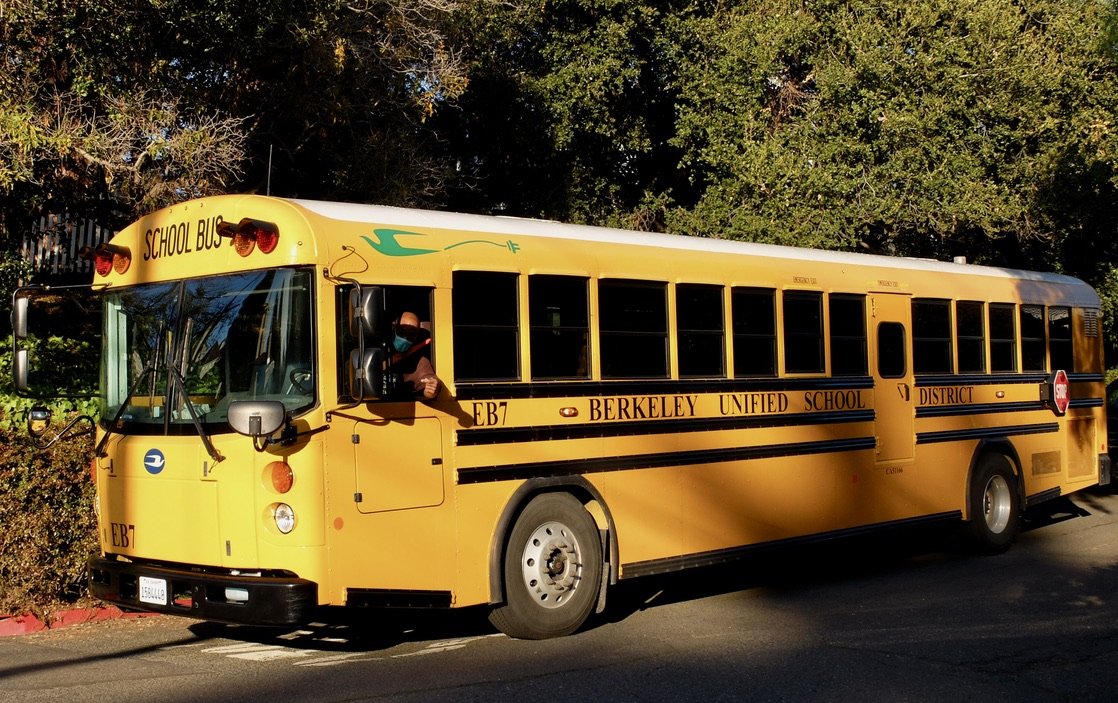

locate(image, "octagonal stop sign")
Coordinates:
1050 369 1070 415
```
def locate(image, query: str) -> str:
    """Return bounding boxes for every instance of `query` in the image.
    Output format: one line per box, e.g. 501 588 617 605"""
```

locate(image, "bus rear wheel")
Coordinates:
966 454 1020 554
489 492 603 639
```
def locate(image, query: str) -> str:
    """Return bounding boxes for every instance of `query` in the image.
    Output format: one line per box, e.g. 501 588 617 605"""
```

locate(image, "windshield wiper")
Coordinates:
94 362 155 457
167 316 225 463
167 364 225 463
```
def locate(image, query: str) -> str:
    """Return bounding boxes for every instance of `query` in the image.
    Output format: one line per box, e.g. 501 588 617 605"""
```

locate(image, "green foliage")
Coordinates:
0 329 99 616
447 1 1118 267
0 0 476 239
664 1 1118 263
442 0 681 224
0 427 98 618
0 333 100 431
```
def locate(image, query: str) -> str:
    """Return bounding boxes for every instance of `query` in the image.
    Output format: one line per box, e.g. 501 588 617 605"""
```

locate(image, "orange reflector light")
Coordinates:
113 250 131 274
268 461 294 494
233 232 256 257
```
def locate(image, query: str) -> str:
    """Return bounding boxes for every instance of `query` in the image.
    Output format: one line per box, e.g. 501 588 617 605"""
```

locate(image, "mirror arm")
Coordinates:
33 414 97 450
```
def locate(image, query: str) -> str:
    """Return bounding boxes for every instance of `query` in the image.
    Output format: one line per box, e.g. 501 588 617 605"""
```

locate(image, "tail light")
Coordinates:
217 218 280 257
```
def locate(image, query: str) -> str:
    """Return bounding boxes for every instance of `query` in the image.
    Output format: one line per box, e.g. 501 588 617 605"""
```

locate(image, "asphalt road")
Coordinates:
4 487 1118 702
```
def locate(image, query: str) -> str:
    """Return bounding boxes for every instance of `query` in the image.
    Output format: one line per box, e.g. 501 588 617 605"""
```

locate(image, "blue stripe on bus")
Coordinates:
915 423 1059 445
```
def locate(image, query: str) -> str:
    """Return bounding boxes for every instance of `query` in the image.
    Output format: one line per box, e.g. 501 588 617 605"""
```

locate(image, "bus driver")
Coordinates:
390 311 441 400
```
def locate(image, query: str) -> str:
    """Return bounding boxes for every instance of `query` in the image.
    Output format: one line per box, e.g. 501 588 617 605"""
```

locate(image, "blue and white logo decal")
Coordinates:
144 448 166 475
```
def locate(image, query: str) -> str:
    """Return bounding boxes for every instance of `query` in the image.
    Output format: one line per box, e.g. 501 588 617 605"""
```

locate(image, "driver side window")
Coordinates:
335 285 435 401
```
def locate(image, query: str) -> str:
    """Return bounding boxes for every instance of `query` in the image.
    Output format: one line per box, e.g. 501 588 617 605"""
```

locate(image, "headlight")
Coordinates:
273 503 296 534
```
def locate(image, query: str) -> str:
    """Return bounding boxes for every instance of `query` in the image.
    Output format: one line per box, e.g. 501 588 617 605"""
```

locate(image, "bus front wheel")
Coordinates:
966 454 1020 554
489 492 603 639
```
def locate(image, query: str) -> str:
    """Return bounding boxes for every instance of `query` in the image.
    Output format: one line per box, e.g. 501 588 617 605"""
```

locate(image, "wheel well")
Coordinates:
487 477 617 605
965 440 1024 520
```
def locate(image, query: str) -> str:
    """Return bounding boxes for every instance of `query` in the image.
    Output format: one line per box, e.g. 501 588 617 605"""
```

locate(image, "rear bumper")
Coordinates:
89 557 317 626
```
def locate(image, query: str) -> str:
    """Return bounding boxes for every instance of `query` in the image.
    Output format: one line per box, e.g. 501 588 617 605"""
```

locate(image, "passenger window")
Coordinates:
677 283 725 378
956 301 985 374
599 280 668 378
989 303 1017 373
732 287 776 377
912 299 952 374
1049 306 1073 372
784 291 824 374
529 275 589 380
1020 305 1046 372
829 294 867 376
453 271 519 381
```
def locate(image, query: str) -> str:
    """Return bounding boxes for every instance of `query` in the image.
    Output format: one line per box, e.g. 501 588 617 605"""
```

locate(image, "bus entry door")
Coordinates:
870 293 915 464
352 418 445 514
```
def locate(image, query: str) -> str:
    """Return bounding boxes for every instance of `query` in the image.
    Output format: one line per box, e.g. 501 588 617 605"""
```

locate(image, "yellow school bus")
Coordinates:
15 194 1111 639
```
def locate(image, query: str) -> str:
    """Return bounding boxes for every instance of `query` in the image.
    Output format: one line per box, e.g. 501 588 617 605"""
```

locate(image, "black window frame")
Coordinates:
676 283 726 378
912 299 953 374
1048 306 1073 372
452 271 520 382
829 294 867 377
956 300 986 374
989 303 1017 373
1020 304 1047 373
528 275 590 380
783 291 825 374
731 287 777 377
599 279 669 379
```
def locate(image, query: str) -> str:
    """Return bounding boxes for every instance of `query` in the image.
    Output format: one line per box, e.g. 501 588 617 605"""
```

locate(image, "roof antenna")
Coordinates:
266 144 273 196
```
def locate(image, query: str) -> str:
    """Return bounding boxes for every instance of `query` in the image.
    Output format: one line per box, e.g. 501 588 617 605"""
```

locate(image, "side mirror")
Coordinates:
348 347 384 401
11 295 29 391
349 287 383 339
14 349 29 392
228 401 288 438
12 295 28 338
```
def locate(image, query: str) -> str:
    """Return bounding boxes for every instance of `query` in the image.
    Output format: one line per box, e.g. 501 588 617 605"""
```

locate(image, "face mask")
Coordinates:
392 335 412 353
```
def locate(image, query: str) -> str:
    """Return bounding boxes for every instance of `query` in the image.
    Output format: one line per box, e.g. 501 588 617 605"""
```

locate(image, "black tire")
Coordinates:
965 454 1021 554
488 493 603 639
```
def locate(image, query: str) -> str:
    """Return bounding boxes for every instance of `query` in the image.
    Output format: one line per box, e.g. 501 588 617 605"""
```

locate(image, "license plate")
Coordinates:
138 576 168 606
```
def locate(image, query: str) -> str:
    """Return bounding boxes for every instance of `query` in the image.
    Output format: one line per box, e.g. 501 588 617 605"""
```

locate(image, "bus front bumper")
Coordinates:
88 557 317 626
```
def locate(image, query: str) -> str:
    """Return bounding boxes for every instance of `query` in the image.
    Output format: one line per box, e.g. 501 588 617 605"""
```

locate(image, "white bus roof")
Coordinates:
290 198 1093 297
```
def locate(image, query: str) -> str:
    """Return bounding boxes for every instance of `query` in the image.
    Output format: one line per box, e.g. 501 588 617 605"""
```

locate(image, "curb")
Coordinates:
0 606 158 637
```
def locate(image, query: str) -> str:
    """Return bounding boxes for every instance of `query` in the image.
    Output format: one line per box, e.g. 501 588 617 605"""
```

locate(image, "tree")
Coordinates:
667 0 1118 278
0 0 472 243
446 2 1118 269
440 0 684 227
444 0 1118 360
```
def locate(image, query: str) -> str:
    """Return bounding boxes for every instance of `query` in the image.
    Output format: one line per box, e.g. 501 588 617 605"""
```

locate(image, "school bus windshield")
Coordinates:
100 267 315 432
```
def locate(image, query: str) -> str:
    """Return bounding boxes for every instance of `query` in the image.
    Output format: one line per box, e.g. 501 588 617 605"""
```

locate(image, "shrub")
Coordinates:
0 426 98 618
0 326 100 617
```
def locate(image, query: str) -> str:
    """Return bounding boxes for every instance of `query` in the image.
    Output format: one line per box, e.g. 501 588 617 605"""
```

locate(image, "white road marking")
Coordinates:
171 633 501 667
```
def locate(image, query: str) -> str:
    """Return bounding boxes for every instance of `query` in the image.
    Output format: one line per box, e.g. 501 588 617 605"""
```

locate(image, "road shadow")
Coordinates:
189 486 1114 650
